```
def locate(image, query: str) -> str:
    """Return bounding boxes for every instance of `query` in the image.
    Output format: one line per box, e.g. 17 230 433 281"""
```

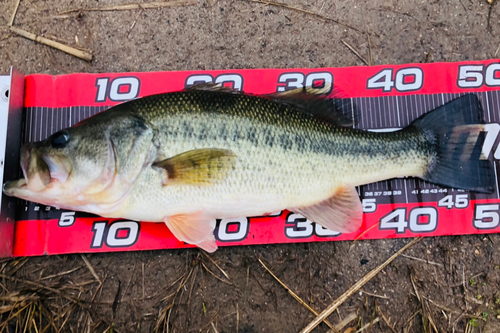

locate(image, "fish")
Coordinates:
2 85 495 252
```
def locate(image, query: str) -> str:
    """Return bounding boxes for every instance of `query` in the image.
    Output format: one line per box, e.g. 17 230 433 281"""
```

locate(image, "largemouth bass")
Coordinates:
3 86 494 252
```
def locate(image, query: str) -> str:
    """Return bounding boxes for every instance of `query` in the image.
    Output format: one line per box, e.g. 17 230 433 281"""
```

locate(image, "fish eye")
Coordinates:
50 130 70 148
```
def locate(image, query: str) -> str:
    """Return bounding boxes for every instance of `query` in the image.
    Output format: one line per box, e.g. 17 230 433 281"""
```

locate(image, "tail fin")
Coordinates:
411 94 495 193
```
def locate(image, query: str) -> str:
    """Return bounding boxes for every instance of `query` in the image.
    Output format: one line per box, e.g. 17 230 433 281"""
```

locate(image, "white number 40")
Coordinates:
367 68 423 92
379 207 437 234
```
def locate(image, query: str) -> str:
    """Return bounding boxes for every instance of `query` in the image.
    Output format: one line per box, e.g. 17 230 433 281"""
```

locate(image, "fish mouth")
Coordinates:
19 143 52 192
3 144 72 205
3 143 57 197
3 178 27 196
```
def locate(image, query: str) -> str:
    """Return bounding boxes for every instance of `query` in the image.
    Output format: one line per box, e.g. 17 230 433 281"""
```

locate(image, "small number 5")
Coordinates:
58 212 76 227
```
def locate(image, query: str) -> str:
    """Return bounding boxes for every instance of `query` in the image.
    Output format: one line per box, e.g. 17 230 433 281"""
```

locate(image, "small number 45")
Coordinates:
437 194 468 209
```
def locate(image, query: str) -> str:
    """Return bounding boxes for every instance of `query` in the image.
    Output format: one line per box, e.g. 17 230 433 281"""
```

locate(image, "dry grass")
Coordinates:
0 258 110 333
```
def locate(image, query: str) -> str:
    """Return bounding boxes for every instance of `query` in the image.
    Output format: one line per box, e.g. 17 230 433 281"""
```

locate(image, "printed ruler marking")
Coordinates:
485 91 491 123
495 161 500 200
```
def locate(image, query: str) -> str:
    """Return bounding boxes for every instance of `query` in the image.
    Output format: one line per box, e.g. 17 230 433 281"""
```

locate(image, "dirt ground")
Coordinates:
2 0 500 332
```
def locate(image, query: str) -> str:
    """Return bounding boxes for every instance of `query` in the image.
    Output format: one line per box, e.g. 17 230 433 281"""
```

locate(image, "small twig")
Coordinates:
0 274 62 295
9 27 92 61
0 274 84 308
259 259 338 332
404 310 421 327
356 317 380 333
201 262 232 285
121 263 137 302
425 51 432 63
453 310 468 330
8 257 30 275
401 254 443 267
411 273 431 332
38 266 83 281
40 34 92 52
462 264 470 311
487 0 496 34
423 296 460 315
236 303 239 333
459 0 468 11
185 265 199 333
376 305 397 333
60 0 196 14
91 273 107 306
341 40 369 66
151 273 186 300
142 263 145 299
240 0 365 34
0 282 8 294
0 294 39 303
469 272 485 281
199 309 220 333
300 237 422 333
48 13 81 20
426 308 439 333
9 0 21 26
466 295 483 305
318 0 326 14
168 268 195 329
1 303 32 329
494 43 500 58
352 221 380 243
360 290 389 299
201 252 231 280
0 262 8 273
59 280 98 289
127 8 144 37
111 280 122 319
80 254 101 283
336 308 342 321
333 312 357 332
410 274 421 302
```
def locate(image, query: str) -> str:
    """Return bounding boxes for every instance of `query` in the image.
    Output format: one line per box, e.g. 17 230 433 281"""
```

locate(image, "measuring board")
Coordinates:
3 60 500 257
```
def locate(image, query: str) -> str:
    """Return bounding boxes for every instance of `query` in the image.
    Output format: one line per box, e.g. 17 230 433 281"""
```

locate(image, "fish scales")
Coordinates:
106 90 431 221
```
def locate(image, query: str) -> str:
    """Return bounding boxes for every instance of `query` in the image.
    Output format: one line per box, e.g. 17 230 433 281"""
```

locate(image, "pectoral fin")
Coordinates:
164 213 218 252
291 184 363 233
154 149 236 186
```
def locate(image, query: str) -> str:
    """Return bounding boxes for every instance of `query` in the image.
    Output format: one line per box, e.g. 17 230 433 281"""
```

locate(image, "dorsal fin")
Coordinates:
185 82 357 127
265 86 357 127
186 82 243 94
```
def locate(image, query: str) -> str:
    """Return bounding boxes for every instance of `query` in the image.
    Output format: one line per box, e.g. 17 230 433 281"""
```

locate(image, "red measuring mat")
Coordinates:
13 60 500 256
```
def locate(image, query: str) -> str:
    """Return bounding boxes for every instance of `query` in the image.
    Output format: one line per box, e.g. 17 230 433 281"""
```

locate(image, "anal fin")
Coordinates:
164 213 218 252
291 185 363 233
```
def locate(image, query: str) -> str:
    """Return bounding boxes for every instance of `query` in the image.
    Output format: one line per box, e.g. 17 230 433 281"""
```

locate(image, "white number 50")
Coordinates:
473 204 500 229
